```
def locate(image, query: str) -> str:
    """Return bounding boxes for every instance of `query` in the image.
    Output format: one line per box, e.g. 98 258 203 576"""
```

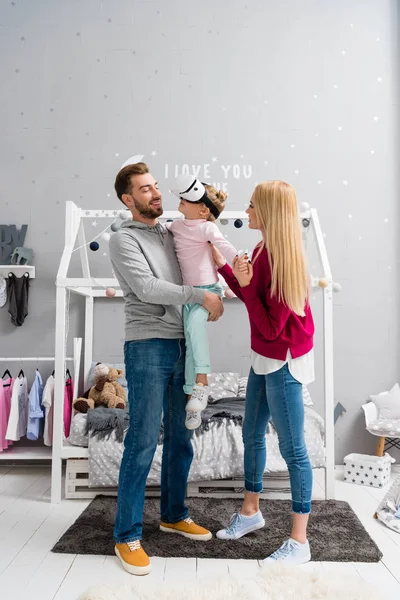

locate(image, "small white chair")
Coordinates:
362 401 400 457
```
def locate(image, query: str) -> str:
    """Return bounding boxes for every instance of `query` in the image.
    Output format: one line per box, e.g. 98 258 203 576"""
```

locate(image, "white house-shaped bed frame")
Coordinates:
52 201 336 504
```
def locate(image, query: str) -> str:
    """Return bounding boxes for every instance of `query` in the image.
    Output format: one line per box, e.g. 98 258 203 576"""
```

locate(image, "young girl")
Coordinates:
210 180 315 565
168 175 237 429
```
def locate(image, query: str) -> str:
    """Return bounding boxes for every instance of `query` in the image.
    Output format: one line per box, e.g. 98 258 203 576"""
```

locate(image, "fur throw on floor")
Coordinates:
80 563 378 600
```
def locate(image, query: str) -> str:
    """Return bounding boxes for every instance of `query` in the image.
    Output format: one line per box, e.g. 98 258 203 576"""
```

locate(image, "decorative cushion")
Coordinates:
302 385 313 407
238 376 248 398
217 374 313 407
370 383 400 420
367 419 400 438
208 372 239 402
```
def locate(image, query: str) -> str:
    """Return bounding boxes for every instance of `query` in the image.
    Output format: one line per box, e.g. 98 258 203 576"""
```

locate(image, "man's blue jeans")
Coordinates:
114 338 194 543
243 365 313 514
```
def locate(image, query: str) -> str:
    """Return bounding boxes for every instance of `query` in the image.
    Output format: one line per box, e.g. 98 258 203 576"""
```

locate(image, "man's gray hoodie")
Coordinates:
109 219 205 341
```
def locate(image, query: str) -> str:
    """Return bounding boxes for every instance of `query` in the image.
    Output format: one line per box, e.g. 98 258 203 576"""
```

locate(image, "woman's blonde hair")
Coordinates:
204 185 227 222
253 181 308 316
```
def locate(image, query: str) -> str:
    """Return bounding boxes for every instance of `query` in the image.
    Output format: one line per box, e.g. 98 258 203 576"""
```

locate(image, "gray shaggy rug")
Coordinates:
52 496 382 562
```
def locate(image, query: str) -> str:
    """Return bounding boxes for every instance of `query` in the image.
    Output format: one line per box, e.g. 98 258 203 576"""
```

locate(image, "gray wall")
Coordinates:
0 0 399 462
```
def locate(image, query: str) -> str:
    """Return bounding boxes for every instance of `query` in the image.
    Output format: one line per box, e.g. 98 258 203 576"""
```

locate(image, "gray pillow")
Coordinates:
208 372 239 402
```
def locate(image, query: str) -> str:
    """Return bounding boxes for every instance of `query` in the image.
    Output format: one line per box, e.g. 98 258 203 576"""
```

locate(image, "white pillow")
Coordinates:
302 385 313 407
371 383 400 420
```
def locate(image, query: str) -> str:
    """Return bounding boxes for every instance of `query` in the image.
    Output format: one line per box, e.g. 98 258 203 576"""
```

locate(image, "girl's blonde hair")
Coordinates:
204 185 227 222
253 181 308 316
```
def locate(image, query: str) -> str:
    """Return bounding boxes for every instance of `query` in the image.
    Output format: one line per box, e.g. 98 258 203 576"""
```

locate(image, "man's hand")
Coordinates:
203 291 224 322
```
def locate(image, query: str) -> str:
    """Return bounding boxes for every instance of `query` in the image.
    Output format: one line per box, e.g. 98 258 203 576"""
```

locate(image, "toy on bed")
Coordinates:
73 362 126 414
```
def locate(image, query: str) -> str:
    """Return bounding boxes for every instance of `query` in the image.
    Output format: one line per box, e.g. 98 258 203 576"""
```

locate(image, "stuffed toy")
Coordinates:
73 362 126 414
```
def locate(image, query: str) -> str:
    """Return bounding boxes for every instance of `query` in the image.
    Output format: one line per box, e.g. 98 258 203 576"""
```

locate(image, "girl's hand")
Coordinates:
233 256 253 287
208 242 226 269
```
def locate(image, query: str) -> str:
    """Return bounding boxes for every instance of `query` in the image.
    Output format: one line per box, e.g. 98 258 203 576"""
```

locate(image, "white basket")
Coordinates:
343 452 394 488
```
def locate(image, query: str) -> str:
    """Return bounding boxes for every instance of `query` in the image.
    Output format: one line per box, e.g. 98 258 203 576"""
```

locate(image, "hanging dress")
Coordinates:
42 373 55 447
27 370 44 441
0 376 15 451
7 272 30 326
6 373 28 441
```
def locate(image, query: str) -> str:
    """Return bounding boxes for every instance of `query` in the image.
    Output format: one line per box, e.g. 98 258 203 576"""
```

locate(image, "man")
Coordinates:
109 162 223 575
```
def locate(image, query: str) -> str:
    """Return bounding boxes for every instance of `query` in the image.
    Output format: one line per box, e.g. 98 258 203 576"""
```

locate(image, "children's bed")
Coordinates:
65 370 325 498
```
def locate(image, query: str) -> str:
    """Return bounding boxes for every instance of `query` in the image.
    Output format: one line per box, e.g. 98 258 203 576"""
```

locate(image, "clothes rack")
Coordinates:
0 357 74 362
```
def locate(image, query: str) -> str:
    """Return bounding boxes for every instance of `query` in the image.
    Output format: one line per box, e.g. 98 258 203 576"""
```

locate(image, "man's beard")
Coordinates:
133 197 163 219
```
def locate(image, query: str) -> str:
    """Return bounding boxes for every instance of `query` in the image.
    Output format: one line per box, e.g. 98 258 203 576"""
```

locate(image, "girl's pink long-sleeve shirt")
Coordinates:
166 218 237 286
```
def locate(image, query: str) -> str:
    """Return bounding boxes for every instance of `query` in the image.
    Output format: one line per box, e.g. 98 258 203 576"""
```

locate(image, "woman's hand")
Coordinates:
233 255 253 287
208 242 226 269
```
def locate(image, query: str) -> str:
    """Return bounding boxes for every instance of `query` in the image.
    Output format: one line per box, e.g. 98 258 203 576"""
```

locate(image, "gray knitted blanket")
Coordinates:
85 407 129 443
85 398 248 445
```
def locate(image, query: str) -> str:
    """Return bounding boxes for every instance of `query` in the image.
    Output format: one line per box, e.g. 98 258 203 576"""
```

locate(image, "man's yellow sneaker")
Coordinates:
160 517 212 540
115 540 151 575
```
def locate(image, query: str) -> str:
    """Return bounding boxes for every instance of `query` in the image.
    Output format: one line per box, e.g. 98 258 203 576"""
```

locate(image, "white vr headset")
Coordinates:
170 174 221 219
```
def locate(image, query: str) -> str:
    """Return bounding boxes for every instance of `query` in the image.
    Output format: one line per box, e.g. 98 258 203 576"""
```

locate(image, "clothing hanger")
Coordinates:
51 369 55 377
2 368 12 387
18 369 24 378
66 368 71 379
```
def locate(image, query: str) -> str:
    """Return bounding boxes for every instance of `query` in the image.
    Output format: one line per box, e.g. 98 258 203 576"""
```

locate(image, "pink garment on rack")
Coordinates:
63 377 74 438
0 377 15 451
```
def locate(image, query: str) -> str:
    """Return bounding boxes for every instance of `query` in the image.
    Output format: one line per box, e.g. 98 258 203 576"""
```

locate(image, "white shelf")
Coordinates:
0 265 35 279
0 445 51 460
0 443 88 460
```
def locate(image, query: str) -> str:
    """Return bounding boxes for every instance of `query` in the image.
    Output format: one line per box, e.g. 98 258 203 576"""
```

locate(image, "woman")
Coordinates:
210 180 315 565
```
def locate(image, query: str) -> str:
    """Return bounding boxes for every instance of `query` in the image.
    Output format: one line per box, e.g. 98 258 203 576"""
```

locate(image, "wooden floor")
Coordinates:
0 466 399 599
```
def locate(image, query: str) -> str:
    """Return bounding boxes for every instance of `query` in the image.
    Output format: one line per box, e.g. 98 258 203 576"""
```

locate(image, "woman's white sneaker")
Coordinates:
263 538 311 565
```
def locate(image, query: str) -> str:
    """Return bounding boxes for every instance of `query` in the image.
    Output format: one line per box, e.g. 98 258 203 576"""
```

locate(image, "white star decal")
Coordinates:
370 150 375 155
358 235 362 241
341 49 347 55
376 37 380 42
377 77 383 83
264 160 268 165
317 180 322 185
85 211 90 216
103 252 107 256
240 154 244 159
343 180 348 186
333 84 338 89
92 221 98 226
212 157 218 162
294 169 300 175
115 152 119 157
290 144 295 148
348 214 353 219
373 116 379 121
388 265 392 270
107 193 111 197
338 126 343 131
313 94 318 99
315 132 319 137
151 150 157 156
384 218 389 223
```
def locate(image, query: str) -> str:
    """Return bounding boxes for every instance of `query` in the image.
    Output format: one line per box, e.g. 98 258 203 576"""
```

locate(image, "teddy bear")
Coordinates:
73 362 126 414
